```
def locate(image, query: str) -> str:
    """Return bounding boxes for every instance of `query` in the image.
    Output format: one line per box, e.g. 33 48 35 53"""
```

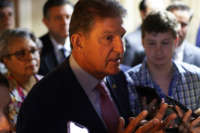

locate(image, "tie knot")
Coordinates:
59 48 67 63
96 82 108 97
60 48 66 56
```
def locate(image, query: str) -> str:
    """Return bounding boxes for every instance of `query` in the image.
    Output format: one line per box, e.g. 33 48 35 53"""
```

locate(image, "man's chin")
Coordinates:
61 34 68 38
61 30 68 36
107 68 120 75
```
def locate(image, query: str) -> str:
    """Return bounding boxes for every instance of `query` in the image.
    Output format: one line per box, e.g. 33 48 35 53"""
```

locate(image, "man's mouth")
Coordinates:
109 58 121 64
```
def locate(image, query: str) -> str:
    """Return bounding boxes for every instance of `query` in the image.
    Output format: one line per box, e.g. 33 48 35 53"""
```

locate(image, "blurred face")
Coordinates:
0 7 14 33
0 110 10 133
142 31 177 68
3 38 40 78
0 85 11 133
0 113 10 133
170 9 191 46
74 17 125 79
43 4 73 41
0 85 9 112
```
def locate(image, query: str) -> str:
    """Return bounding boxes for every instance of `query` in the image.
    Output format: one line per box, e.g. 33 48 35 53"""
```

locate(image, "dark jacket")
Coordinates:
39 33 59 75
16 59 132 133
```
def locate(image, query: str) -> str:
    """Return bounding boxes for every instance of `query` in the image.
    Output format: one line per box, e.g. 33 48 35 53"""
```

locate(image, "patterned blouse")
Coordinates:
7 74 42 131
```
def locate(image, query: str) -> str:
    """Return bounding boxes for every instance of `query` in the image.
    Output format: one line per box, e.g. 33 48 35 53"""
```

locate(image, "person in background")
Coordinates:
0 0 15 74
0 73 11 133
16 0 176 133
195 25 200 47
167 1 200 68
126 10 200 133
0 28 43 131
38 0 73 75
122 0 165 67
0 0 14 35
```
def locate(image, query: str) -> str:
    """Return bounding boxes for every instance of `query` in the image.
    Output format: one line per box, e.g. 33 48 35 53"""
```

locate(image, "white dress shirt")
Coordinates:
50 36 71 64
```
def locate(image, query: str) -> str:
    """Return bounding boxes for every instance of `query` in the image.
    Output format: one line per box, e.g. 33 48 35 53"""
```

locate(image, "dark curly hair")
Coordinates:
141 10 180 38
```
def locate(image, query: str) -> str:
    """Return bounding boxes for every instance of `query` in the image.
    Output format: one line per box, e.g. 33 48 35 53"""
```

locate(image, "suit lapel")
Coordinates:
59 60 107 132
183 42 193 63
44 50 58 70
105 71 133 125
42 34 59 70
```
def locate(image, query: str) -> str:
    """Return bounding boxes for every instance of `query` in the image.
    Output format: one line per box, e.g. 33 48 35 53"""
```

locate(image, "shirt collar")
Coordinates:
49 35 71 52
141 60 181 81
69 55 100 94
173 61 187 75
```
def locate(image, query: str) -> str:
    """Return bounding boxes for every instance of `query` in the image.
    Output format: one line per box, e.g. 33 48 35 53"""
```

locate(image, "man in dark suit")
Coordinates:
39 0 73 75
16 0 173 133
167 1 200 68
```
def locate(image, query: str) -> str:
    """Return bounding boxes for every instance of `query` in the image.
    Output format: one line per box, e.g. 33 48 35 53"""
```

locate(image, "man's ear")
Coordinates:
140 10 146 21
70 33 83 49
42 18 49 28
142 38 145 48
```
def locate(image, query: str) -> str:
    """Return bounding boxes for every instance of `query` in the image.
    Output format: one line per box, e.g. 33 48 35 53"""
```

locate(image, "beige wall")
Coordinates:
17 0 200 44
17 0 46 37
31 0 47 37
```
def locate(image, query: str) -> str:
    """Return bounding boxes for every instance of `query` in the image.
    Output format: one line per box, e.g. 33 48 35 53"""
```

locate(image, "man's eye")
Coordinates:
8 12 13 17
55 16 62 20
148 43 155 46
181 23 188 28
162 42 169 45
15 50 26 57
65 15 70 19
30 48 37 53
106 36 113 41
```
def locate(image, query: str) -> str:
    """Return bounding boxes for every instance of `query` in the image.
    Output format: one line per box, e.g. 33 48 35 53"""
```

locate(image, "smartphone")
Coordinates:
135 86 162 120
165 96 199 118
67 121 89 133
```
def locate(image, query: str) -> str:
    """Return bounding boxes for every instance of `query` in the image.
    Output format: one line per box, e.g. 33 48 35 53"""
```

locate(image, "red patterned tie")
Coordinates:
96 82 120 133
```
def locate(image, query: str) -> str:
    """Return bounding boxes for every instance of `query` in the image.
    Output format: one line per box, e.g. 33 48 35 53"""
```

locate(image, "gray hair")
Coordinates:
0 28 42 60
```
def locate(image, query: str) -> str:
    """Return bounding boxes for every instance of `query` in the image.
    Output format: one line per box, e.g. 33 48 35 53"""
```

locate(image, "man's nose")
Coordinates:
62 17 70 25
114 37 124 54
155 43 162 50
23 50 34 61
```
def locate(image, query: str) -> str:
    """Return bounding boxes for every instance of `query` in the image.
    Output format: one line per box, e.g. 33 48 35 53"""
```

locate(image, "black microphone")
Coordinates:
165 96 199 118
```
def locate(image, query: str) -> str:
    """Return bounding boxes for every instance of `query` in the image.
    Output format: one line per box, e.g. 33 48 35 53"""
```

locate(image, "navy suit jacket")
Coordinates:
183 41 200 67
16 58 132 133
39 33 59 75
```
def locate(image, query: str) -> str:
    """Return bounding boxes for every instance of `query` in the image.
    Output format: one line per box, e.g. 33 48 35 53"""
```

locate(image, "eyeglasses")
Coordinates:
3 47 40 61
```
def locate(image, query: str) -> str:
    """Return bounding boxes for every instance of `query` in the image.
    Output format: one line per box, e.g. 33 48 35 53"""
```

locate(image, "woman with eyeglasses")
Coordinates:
0 28 43 132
